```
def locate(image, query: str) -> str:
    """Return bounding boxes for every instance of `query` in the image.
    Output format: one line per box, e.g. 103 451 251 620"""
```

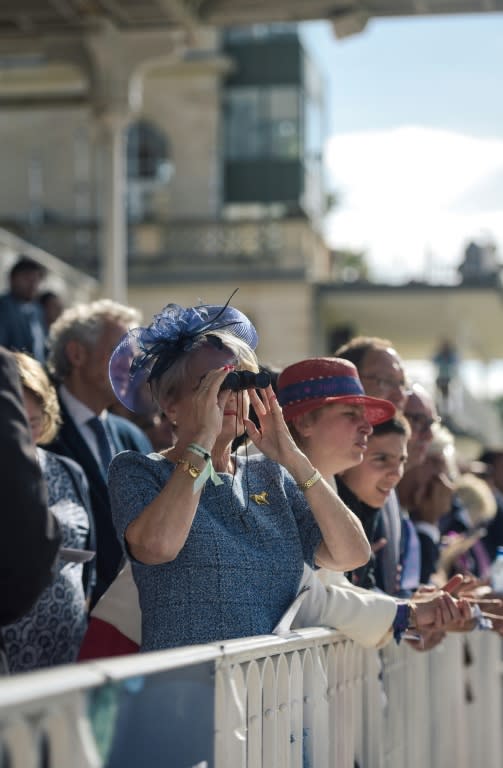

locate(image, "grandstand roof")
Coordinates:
0 0 501 41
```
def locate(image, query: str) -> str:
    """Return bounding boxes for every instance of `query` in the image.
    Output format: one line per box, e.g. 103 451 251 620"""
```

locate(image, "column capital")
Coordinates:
84 23 186 117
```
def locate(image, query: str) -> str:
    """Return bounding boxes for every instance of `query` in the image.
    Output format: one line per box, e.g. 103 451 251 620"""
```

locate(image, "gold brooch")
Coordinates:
250 491 269 505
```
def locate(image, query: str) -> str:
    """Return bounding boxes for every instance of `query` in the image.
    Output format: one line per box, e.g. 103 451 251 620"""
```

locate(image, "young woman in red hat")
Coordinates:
277 358 472 645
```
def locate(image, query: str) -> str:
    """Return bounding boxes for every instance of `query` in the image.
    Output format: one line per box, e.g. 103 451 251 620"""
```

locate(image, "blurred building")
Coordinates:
2 12 503 380
0 23 330 367
458 240 502 285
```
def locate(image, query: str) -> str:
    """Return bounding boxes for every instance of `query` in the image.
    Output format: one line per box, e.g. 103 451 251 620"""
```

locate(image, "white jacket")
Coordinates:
292 566 396 648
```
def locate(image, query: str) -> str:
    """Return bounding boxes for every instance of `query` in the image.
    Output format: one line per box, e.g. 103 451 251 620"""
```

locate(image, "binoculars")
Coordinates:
220 369 271 392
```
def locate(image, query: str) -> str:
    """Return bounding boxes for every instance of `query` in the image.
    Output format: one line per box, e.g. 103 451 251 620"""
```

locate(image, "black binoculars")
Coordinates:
220 369 271 392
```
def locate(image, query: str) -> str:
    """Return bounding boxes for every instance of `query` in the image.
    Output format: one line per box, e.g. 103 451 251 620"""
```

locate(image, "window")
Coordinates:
269 88 300 157
127 120 173 182
126 120 173 221
225 87 300 160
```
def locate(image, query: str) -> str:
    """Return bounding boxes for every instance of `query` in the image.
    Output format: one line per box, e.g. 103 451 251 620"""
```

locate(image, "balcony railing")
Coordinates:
0 629 500 767
0 217 330 283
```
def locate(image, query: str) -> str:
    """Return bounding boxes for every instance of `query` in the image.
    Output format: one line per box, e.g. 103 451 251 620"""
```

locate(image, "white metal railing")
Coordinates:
0 629 501 768
11 215 330 281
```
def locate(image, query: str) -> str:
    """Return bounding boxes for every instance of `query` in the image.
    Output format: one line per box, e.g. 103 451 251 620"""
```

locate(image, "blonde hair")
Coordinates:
151 330 259 406
14 352 61 444
47 299 141 381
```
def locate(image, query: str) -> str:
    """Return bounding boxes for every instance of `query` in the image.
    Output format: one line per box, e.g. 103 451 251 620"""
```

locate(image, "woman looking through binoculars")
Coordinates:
107 299 373 651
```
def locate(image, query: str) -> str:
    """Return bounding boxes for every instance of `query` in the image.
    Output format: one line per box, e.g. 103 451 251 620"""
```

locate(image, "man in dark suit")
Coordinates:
0 346 61 626
46 299 152 604
0 257 47 362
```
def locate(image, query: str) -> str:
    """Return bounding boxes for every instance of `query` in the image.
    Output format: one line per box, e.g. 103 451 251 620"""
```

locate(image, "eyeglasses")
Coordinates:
404 412 441 433
360 373 411 395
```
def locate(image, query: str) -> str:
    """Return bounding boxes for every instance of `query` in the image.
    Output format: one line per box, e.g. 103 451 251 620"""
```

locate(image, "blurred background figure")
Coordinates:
476 448 503 561
0 256 47 362
403 423 456 584
2 352 93 672
432 339 460 414
443 472 496 580
402 383 439 469
39 290 64 332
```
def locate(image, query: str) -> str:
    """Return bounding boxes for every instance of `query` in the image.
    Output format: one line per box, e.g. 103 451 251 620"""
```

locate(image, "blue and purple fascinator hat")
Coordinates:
109 297 258 412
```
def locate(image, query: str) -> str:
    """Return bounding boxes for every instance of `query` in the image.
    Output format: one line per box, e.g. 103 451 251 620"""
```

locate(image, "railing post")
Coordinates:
261 657 277 768
289 651 304 768
246 661 263 768
214 659 246 767
275 654 291 768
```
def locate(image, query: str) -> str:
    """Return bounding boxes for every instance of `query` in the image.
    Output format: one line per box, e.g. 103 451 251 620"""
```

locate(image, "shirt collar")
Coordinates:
60 384 108 428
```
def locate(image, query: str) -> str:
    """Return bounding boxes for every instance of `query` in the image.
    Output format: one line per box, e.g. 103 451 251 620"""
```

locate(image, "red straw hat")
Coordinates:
277 357 395 425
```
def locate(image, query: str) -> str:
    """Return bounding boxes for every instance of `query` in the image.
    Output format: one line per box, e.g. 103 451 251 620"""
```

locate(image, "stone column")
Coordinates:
83 23 186 301
97 111 129 302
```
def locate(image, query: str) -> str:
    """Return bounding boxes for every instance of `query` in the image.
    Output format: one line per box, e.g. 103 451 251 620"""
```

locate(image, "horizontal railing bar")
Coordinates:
0 628 342 711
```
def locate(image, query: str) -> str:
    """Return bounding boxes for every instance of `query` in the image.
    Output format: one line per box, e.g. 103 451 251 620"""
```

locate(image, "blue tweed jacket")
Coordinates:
109 451 323 650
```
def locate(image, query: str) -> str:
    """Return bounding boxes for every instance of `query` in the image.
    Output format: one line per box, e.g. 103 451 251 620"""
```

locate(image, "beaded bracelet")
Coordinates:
187 443 211 461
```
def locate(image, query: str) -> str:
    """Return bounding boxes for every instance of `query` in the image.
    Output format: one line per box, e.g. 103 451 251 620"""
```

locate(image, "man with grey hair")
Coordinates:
46 299 152 603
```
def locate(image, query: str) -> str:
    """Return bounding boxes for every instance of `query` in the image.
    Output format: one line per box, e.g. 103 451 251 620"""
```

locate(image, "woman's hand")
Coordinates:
413 591 472 632
189 365 235 449
245 386 301 467
246 386 370 572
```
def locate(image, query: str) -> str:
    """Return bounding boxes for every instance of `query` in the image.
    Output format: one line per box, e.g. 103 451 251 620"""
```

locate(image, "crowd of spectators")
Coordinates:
1 256 503 683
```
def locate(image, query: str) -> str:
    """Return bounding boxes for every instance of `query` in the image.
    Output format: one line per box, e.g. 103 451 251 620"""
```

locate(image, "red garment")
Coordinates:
78 617 139 660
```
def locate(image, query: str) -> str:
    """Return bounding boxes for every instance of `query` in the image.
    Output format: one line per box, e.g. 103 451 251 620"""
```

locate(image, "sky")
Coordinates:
300 14 503 285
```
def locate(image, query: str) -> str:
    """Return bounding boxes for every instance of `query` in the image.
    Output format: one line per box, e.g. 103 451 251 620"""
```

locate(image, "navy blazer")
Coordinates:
47 399 152 603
